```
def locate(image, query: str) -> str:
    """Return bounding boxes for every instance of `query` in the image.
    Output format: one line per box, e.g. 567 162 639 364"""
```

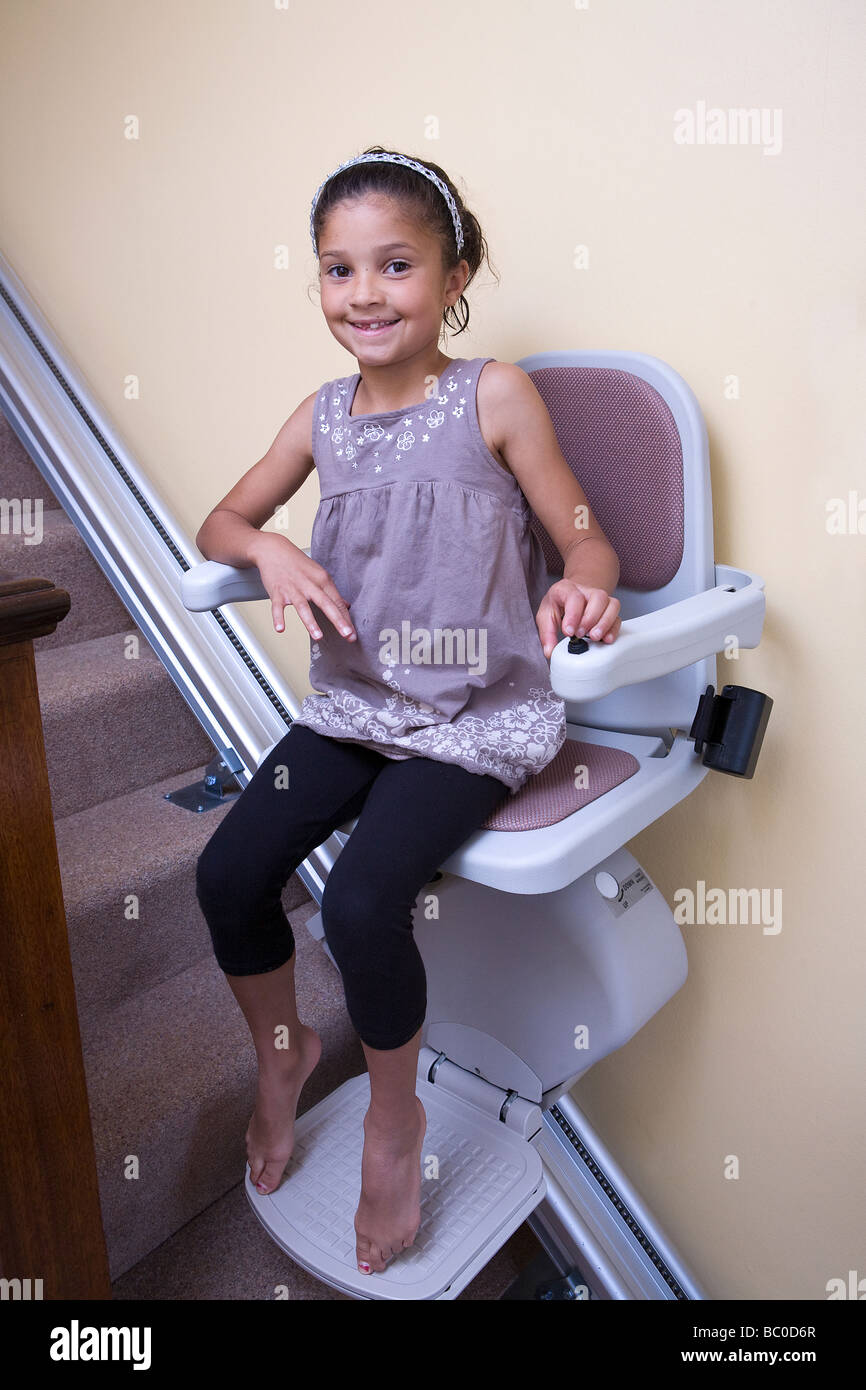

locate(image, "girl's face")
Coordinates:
317 194 468 366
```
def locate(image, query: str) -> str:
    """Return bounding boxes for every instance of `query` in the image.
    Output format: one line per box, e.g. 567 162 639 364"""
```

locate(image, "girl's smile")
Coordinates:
349 318 401 336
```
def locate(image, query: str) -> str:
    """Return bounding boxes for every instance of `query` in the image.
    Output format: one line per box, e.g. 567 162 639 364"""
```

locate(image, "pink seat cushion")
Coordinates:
483 737 641 831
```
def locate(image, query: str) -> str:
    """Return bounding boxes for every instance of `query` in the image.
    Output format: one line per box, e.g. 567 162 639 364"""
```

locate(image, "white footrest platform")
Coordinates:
244 1068 547 1300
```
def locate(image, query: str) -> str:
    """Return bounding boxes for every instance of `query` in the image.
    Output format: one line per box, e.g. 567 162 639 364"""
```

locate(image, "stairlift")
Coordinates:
180 349 772 1301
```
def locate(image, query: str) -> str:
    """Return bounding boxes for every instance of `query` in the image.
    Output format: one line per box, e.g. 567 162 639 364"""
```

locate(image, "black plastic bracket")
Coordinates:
688 683 773 778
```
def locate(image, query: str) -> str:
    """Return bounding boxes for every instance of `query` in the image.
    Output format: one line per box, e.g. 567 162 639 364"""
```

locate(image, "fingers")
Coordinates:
538 585 588 658
539 615 565 660
540 585 622 652
273 588 356 642
536 596 565 659
290 597 323 640
313 588 356 640
572 595 621 643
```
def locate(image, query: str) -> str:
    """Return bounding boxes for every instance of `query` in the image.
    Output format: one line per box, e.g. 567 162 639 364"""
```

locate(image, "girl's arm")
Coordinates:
479 362 622 653
195 392 356 643
195 391 318 568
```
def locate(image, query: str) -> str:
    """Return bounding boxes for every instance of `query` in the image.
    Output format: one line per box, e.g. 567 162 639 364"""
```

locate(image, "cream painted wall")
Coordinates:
1 0 863 1300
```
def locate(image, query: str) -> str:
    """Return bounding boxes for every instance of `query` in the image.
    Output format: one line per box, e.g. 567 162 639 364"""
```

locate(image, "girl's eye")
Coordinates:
326 260 410 278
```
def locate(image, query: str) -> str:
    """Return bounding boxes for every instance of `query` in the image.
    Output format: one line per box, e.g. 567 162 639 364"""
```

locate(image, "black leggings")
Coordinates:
194 722 510 1050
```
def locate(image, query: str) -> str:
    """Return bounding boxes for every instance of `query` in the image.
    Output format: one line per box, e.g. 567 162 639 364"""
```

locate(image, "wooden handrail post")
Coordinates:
0 577 112 1299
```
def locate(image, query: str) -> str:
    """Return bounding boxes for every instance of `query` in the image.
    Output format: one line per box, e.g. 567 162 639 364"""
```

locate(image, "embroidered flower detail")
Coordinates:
452 406 464 418
332 425 345 443
294 686 567 795
426 410 445 429
318 418 331 435
345 440 356 460
445 374 459 392
361 423 385 443
396 430 415 452
374 709 408 728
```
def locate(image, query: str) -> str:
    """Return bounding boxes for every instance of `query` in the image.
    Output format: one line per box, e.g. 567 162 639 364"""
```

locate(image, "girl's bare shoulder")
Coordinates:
475 360 530 475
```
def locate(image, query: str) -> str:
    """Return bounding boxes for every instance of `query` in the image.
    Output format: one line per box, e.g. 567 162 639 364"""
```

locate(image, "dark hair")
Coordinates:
310 144 498 337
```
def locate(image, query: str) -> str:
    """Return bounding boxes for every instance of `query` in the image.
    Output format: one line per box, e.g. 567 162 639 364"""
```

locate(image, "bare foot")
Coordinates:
354 1096 426 1275
246 1023 322 1194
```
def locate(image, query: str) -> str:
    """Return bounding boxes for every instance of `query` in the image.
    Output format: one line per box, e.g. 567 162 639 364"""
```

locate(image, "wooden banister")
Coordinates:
0 577 112 1299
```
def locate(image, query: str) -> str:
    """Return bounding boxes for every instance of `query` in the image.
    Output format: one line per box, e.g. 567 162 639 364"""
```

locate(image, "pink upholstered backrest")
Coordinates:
527 366 684 592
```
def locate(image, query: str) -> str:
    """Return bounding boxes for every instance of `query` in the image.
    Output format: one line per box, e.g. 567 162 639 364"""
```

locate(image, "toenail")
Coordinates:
358 1262 370 1273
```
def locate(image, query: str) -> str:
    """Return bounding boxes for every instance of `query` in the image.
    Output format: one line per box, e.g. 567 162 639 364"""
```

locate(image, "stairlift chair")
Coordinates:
180 349 772 1301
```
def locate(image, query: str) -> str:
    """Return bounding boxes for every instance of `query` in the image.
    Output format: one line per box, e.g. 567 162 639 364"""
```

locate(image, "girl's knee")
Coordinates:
320 869 395 958
319 869 354 942
195 834 249 917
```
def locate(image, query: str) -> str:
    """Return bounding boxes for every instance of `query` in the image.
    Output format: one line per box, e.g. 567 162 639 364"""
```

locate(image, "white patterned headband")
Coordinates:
309 153 464 258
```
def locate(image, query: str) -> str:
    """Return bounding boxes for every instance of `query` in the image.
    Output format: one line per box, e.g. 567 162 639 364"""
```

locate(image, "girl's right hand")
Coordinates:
249 532 356 642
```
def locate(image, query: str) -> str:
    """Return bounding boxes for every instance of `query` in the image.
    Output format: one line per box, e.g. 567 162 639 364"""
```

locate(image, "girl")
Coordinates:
194 145 621 1280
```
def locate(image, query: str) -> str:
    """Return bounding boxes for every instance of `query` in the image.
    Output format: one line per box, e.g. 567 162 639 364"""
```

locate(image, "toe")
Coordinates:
253 1157 289 1194
356 1237 374 1275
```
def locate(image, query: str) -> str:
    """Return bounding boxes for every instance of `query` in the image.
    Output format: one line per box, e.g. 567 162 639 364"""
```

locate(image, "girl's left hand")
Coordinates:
536 580 622 660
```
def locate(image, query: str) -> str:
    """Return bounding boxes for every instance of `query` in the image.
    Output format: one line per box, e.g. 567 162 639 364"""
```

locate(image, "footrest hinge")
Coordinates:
420 1047 543 1141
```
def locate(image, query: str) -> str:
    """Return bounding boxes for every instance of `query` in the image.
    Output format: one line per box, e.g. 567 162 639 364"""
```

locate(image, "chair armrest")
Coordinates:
182 558 766 708
549 564 766 703
180 550 312 611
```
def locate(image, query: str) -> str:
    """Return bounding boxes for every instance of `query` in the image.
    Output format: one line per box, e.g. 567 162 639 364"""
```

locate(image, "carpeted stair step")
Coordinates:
54 761 296 1034
0 508 136 650
34 627 217 819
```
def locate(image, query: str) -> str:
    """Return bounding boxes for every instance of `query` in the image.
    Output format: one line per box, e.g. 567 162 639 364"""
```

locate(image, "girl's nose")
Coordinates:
350 286 382 307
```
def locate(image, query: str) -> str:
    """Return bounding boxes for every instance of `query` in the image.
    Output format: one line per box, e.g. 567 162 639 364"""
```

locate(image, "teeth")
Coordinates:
356 321 396 329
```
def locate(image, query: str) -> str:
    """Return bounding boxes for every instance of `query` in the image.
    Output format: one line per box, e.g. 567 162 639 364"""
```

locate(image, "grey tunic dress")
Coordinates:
292 355 567 795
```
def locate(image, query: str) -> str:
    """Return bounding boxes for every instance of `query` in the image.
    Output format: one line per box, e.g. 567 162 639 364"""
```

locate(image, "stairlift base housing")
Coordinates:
304 839 687 1111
